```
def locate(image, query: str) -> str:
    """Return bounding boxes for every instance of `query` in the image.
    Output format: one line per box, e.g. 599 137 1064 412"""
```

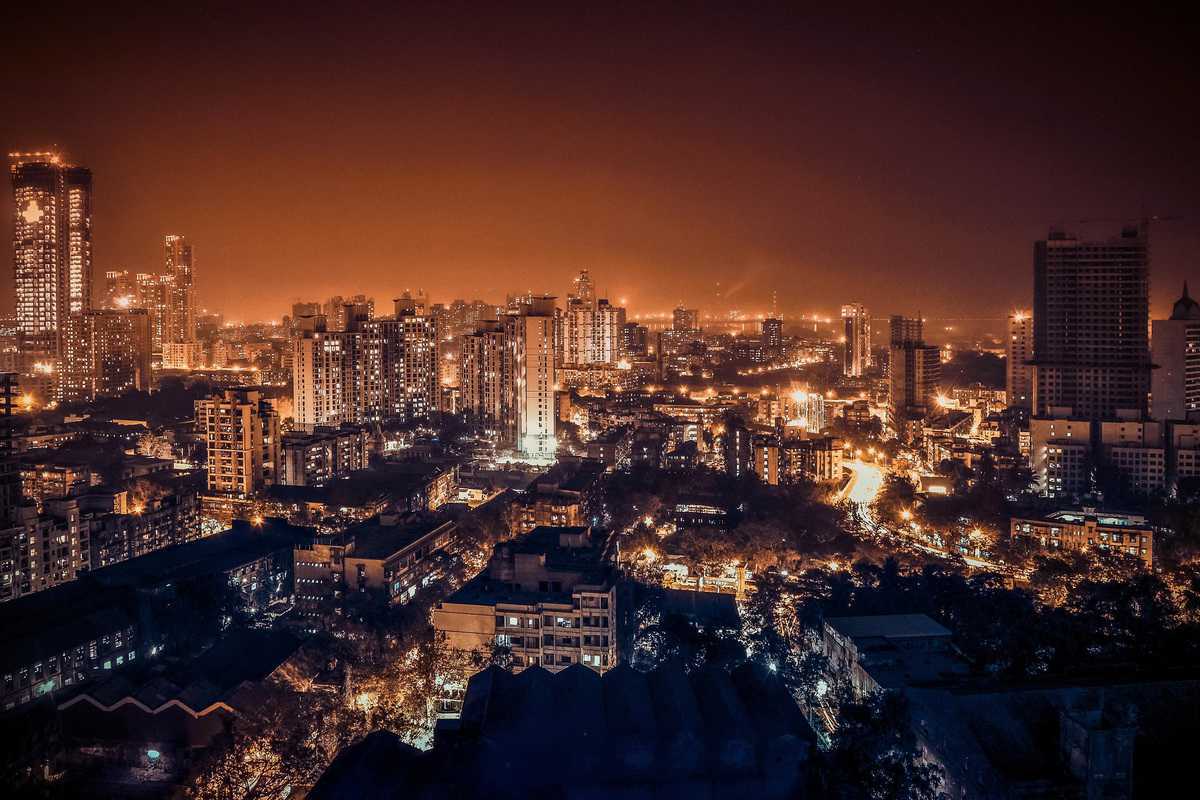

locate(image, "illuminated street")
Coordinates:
841 459 884 506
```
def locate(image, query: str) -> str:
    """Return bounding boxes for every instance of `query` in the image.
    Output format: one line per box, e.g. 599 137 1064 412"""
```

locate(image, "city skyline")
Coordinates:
4 6 1199 322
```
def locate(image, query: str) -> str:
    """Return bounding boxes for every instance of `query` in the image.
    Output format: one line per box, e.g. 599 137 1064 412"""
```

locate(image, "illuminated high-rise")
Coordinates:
841 303 871 377
11 153 92 339
1032 224 1150 420
1006 310 1033 409
164 234 195 344
11 152 93 399
560 298 625 366
291 304 439 430
196 388 280 497
84 309 152 399
504 296 557 461
460 320 506 432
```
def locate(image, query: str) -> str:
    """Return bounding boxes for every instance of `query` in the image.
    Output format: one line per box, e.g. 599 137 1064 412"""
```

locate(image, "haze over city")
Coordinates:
4 5 1200 800
4 4 1198 321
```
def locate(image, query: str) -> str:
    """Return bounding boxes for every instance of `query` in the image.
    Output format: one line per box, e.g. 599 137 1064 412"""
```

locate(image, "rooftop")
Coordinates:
825 613 951 641
347 517 453 560
87 518 311 590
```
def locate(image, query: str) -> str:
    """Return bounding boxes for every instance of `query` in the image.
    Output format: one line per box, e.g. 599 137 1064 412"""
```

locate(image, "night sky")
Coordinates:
4 4 1198 323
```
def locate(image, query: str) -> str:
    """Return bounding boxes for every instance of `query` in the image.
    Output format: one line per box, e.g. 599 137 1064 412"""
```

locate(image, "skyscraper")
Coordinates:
505 296 556 461
11 153 93 338
888 315 940 440
1032 224 1151 420
841 303 871 377
1151 283 1200 422
11 152 93 399
164 234 195 344
1006 310 1033 409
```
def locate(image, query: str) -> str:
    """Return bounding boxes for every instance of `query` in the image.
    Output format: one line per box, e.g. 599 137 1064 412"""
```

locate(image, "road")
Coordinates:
840 458 1001 572
840 459 885 506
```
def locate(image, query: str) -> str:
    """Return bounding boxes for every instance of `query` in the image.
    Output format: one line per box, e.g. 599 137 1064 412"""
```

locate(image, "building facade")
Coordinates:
433 527 617 673
504 296 557 461
1033 224 1150 420
841 303 871 377
1006 310 1033 409
1150 284 1200 423
196 388 280 497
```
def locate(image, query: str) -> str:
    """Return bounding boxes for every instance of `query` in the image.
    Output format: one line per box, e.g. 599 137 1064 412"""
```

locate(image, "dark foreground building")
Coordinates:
309 660 816 799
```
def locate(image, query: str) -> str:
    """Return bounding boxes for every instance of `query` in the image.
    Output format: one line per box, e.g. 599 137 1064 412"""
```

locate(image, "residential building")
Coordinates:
1006 309 1033 409
196 388 280 497
822 614 960 696
504 296 556 461
10 152 93 398
672 306 699 333
294 516 456 617
433 526 617 672
280 425 370 486
1030 416 1092 497
163 234 195 345
1010 508 1154 568
1151 283 1200 422
310 660 815 799
762 316 784 351
841 303 870 377
754 434 843 485
460 320 506 432
559 273 625 366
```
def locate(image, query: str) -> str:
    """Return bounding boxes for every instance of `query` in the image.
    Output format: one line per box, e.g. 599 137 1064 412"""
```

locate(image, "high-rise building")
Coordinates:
293 318 359 429
571 270 596 308
841 303 871 377
135 272 171 362
11 153 92 340
505 296 556 461
460 320 506 432
196 388 280 497
103 270 135 308
1033 224 1151 420
888 315 940 439
291 304 438 430
1151 284 1200 423
621 322 649 358
361 311 439 423
560 298 625 366
83 309 152 399
673 306 699 333
164 235 195 344
1006 310 1033 409
761 317 783 350
11 152 93 400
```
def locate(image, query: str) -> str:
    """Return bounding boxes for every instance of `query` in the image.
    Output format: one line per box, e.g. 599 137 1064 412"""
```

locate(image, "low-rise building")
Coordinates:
280 425 370 487
433 526 617 673
1010 508 1154 568
294 516 457 616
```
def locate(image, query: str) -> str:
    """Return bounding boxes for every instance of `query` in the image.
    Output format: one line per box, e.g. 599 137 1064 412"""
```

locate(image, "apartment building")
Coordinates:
432 526 617 672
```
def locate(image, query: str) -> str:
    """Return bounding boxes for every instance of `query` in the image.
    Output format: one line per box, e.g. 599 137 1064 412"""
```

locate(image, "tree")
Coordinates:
814 692 943 800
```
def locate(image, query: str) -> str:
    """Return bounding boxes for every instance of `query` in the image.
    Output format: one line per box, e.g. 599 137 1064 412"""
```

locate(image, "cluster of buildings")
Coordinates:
7 152 197 404
1003 223 1200 499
